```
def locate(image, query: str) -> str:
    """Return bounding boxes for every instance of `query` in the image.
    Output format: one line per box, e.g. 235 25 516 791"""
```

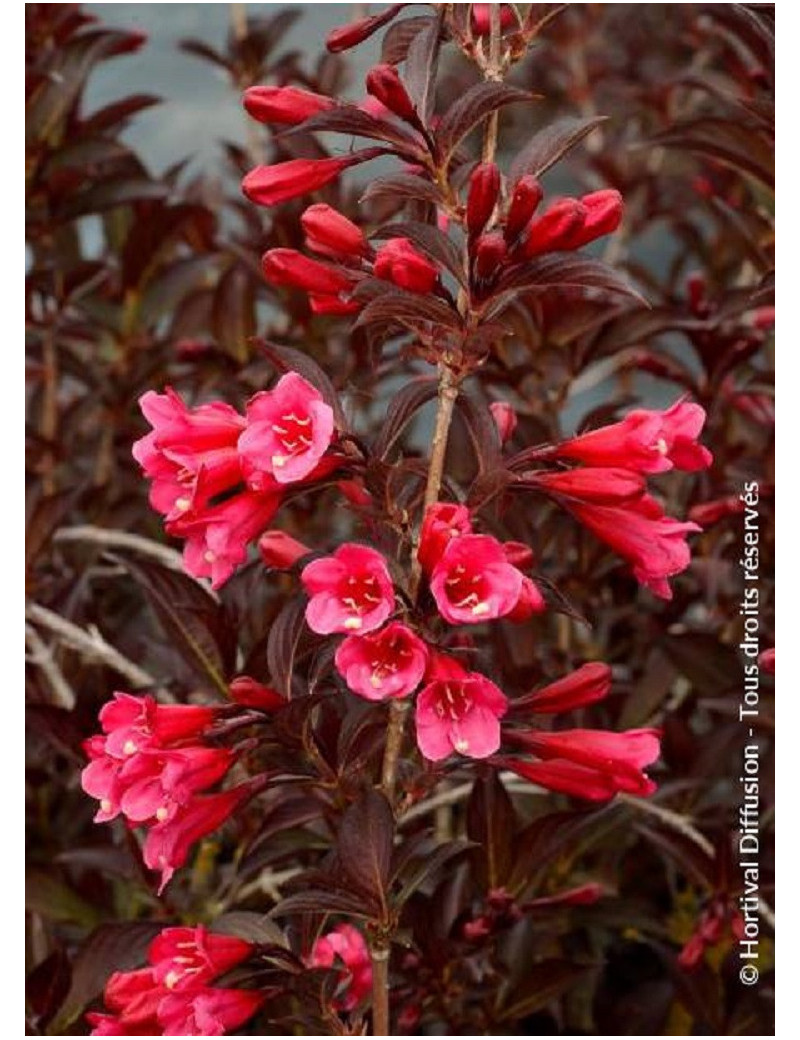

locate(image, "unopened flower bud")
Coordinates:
366 62 418 124
467 162 501 239
242 85 334 125
505 175 543 244
301 203 368 258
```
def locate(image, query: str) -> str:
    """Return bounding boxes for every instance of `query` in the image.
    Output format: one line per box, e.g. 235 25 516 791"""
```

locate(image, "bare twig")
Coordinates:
25 623 76 709
617 792 714 857
54 525 186 572
26 603 157 690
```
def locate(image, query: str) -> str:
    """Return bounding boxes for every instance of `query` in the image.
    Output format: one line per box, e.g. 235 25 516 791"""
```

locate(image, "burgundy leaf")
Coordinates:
509 115 608 183
436 82 535 159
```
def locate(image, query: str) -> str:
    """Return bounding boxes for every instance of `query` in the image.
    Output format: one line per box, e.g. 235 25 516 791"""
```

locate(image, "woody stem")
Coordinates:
370 943 390 1036
481 3 504 164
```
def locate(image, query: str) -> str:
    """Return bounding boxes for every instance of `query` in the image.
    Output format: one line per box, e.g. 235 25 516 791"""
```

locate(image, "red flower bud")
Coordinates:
521 199 586 258
374 237 439 293
490 401 517 444
258 529 311 569
687 495 745 528
467 162 501 238
366 63 418 124
242 151 379 208
471 4 517 34
502 540 533 569
566 189 623 248
515 662 613 714
301 203 367 258
308 293 360 316
505 175 543 244
229 676 285 712
327 4 407 52
529 467 647 505
262 249 353 295
242 85 334 125
473 231 508 281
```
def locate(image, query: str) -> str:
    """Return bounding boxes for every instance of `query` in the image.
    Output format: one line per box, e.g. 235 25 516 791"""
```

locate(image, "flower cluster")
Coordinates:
132 374 335 588
81 693 259 891
519 398 713 598
87 926 261 1035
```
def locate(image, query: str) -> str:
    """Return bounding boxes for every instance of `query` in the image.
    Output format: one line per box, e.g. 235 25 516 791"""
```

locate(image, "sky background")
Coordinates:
86 4 390 173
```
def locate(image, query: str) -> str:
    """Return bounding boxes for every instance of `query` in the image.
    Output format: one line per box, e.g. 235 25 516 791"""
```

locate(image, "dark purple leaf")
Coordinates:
509 115 608 183
404 9 444 125
266 595 308 701
360 173 443 207
436 83 535 159
374 377 439 458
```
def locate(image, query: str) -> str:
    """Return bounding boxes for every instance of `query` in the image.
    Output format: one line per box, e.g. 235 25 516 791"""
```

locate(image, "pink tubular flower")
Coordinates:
301 203 368 258
143 784 254 893
132 388 245 522
89 927 261 1036
242 84 334 125
555 399 713 474
490 401 517 444
158 988 264 1036
150 926 253 991
309 924 372 1011
238 373 335 487
261 249 355 295
242 152 379 208
178 486 284 589
528 467 647 505
258 529 311 569
302 543 395 634
430 534 524 624
514 662 613 714
335 621 429 700
415 663 508 760
500 727 661 800
417 502 474 575
374 237 439 293
567 496 701 599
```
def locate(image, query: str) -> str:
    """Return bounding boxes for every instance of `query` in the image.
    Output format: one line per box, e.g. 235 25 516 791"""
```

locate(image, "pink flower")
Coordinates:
567 495 701 599
417 502 473 575
118 746 235 824
302 543 395 634
555 399 713 474
149 926 253 992
239 373 335 487
430 534 523 624
335 622 428 700
143 785 254 893
500 727 661 800
374 237 439 293
132 388 245 523
158 988 263 1036
88 927 261 1036
309 924 372 1012
415 660 508 760
177 487 284 588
